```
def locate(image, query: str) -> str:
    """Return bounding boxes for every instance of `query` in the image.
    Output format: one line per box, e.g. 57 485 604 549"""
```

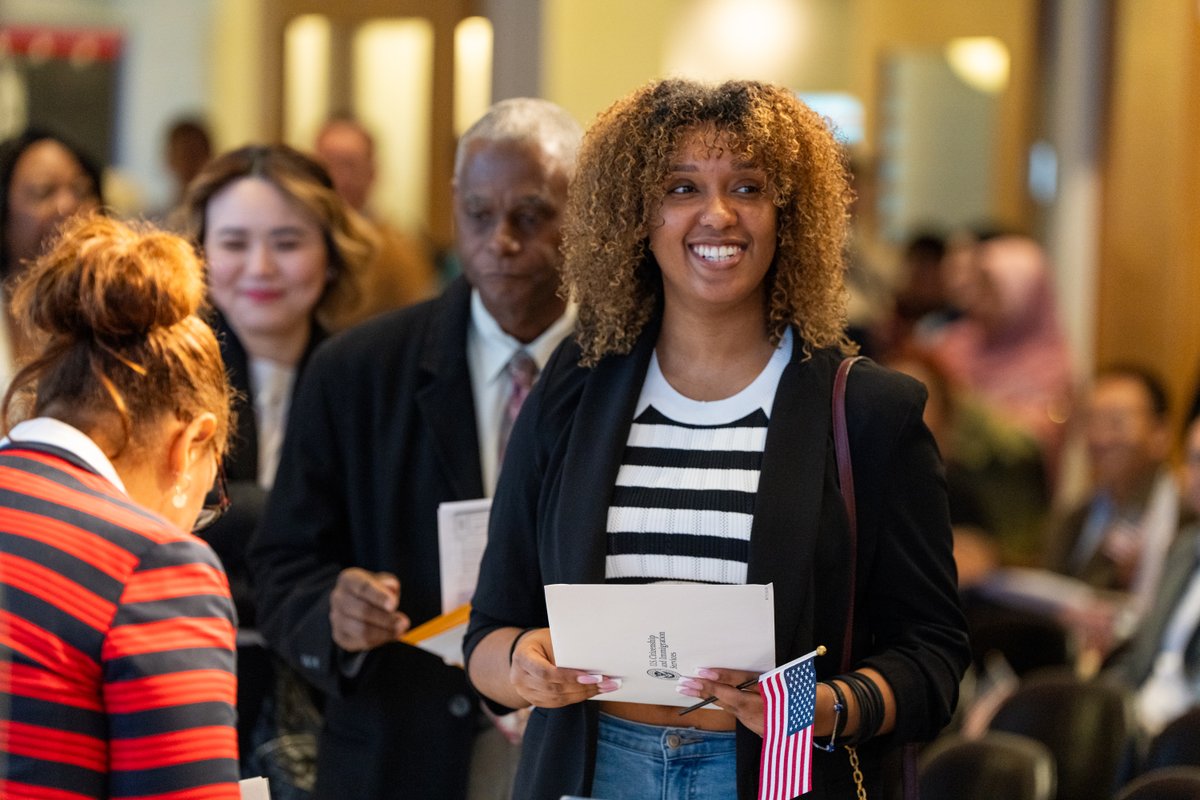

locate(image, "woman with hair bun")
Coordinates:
182 143 375 777
465 79 969 799
0 213 239 798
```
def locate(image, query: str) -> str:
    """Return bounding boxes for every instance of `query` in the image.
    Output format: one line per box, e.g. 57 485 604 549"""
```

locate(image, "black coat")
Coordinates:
201 311 326 627
248 278 483 799
465 325 970 800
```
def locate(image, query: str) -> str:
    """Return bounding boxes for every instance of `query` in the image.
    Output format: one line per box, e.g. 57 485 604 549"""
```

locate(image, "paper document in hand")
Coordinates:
544 582 775 706
437 498 492 614
400 604 471 667
239 777 270 800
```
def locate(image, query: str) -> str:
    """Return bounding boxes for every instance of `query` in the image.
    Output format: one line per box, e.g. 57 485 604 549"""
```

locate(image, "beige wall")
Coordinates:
851 0 1040 231
542 0 692 126
226 0 476 247
210 0 268 152
542 0 856 128
1098 0 1200 435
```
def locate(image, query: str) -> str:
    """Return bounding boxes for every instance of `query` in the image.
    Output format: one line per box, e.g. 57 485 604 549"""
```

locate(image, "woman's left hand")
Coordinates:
676 668 764 735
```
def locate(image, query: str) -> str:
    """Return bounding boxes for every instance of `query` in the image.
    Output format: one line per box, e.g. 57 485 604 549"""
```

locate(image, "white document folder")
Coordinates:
239 777 270 800
437 497 492 614
544 582 776 706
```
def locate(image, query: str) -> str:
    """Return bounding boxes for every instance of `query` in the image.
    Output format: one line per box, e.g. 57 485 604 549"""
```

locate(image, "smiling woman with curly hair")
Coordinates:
564 79 854 365
466 79 969 800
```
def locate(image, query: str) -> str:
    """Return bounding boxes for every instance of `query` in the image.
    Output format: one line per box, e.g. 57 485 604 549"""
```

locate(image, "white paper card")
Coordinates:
239 777 270 800
412 620 468 667
437 498 492 614
544 582 776 706
400 604 471 668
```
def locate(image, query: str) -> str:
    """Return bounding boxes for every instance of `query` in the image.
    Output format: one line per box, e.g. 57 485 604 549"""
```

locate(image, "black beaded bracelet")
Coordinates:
859 674 885 737
840 674 873 743
814 681 847 752
840 672 884 743
844 671 873 743
508 627 536 666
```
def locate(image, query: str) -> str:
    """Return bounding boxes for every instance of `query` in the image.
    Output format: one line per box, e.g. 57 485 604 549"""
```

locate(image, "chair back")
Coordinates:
1146 708 1200 773
987 670 1134 800
919 731 1056 800
966 600 1074 677
1115 766 1200 800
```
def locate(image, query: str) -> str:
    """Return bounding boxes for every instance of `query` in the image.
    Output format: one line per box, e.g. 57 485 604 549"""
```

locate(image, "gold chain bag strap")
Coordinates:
833 357 920 800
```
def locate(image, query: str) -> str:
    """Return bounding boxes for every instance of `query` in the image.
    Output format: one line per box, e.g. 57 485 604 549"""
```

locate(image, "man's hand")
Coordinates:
329 568 411 652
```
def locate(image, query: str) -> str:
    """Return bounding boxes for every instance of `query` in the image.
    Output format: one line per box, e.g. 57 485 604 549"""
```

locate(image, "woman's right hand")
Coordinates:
509 628 621 708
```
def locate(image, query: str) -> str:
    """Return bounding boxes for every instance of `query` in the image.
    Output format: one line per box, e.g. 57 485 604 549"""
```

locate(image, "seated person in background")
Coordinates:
1045 365 1184 654
873 231 956 361
890 348 1084 687
1106 414 1200 736
930 234 1073 485
888 346 1050 574
0 213 239 799
313 114 438 328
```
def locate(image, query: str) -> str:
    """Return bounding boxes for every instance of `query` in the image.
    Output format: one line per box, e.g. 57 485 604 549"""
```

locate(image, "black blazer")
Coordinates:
248 278 483 800
199 311 326 627
465 325 970 800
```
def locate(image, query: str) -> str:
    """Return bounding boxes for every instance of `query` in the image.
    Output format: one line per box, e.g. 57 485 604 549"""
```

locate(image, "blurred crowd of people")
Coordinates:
852 217 1200 783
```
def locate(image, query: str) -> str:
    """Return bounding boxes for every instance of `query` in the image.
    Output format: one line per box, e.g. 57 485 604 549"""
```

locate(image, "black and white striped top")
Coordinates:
605 330 792 584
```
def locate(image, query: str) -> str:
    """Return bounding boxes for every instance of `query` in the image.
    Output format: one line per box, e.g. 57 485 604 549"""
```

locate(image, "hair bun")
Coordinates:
14 213 206 344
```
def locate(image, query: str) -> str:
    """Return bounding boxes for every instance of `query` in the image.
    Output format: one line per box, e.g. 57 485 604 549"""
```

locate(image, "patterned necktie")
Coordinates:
497 349 538 468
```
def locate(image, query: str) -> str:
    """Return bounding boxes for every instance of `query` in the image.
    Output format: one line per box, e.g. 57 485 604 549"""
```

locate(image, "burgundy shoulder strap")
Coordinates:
835 355 922 800
833 355 862 673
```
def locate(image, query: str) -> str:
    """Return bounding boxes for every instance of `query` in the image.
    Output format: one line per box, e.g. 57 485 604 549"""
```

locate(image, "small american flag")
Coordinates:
758 649 819 800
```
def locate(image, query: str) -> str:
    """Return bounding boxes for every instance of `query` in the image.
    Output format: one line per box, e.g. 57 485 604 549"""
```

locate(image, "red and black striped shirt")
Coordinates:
0 442 240 799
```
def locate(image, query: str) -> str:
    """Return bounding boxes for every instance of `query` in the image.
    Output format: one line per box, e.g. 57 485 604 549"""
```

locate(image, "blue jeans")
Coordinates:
589 712 737 800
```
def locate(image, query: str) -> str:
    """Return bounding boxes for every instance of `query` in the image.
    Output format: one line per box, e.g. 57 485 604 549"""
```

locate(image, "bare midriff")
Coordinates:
599 700 737 731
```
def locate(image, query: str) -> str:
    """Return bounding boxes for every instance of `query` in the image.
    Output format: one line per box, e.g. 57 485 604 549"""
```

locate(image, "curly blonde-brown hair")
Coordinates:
562 79 855 365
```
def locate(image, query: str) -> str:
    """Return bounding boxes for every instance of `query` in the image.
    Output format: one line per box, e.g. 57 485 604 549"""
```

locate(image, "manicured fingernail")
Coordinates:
675 684 701 698
677 677 703 690
576 674 604 685
696 668 720 680
598 678 622 692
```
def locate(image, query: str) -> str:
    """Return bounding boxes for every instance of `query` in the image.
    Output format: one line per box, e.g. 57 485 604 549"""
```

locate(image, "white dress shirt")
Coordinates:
1135 538 1200 735
248 356 297 491
466 290 575 496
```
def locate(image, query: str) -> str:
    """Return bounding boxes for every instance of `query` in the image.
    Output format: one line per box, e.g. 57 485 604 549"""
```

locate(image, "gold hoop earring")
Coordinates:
172 473 192 509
